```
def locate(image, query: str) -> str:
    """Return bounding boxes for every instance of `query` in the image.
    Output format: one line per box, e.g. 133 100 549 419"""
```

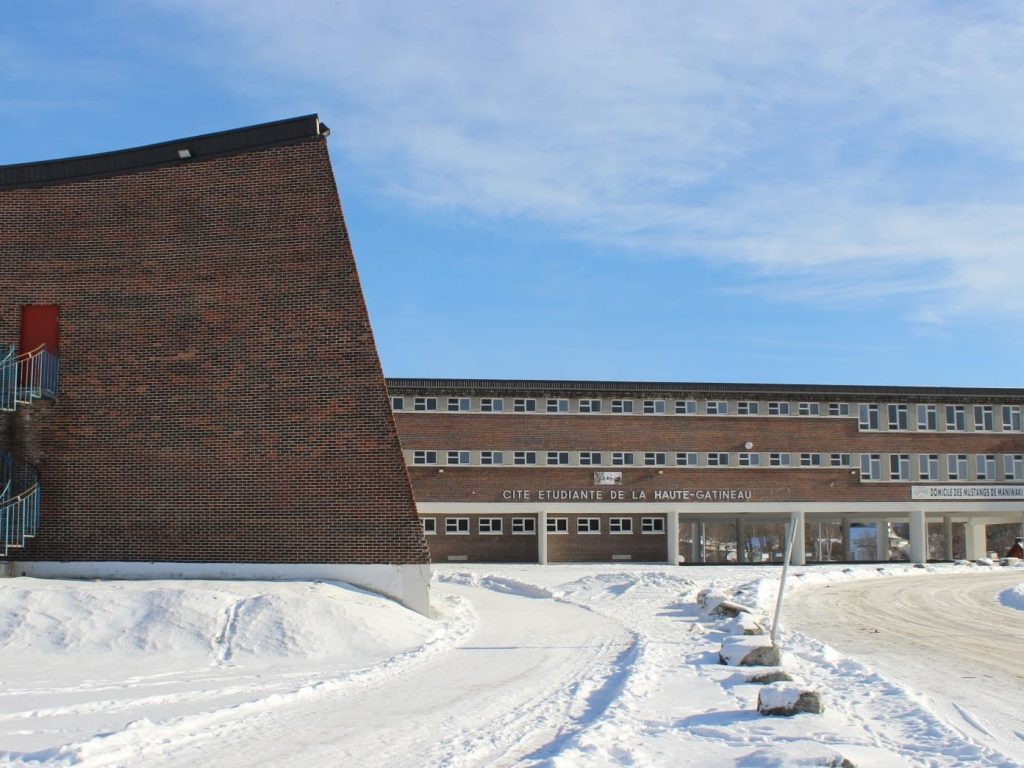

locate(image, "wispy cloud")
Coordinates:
155 0 1024 318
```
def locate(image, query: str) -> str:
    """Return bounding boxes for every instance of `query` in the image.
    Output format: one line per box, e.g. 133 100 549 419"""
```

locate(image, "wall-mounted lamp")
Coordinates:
657 470 664 475
438 468 445 474
744 441 754 450
177 148 192 159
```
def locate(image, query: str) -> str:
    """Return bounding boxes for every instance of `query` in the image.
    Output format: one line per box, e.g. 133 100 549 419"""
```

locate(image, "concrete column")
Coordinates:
537 510 548 565
842 517 852 562
909 509 928 564
736 517 746 563
690 523 702 563
875 520 889 561
791 510 806 565
965 521 987 560
667 512 680 565
942 516 954 561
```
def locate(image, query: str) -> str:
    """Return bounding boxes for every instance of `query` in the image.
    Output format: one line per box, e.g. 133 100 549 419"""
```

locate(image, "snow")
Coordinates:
756 682 807 710
719 634 774 666
1000 582 1024 611
0 563 1018 767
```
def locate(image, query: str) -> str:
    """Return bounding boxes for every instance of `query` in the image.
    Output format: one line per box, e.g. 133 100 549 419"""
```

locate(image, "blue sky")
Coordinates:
4 1 1024 386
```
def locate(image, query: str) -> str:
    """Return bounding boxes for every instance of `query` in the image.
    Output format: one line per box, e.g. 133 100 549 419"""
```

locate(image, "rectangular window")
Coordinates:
1005 454 1024 480
481 451 504 465
609 517 633 534
706 400 729 415
579 451 602 466
889 454 910 480
447 397 471 412
1002 405 1022 432
422 518 436 535
579 399 602 413
798 402 820 416
737 401 759 415
948 454 968 481
946 405 966 431
446 517 469 534
480 397 504 412
919 454 939 481
974 405 994 431
888 404 909 430
917 404 937 431
514 398 537 413
612 452 634 466
547 517 568 534
676 451 698 466
546 398 569 413
643 400 666 414
738 452 760 466
547 451 570 465
578 517 600 534
977 454 996 480
860 454 881 481
413 450 437 465
512 517 536 535
641 517 665 534
644 452 667 466
391 396 405 411
800 453 822 467
828 402 850 417
858 403 880 430
611 399 634 414
829 453 852 467
447 450 470 465
414 397 438 412
479 518 503 535
769 452 791 467
514 451 537 465
768 401 790 415
675 400 697 415
707 452 729 467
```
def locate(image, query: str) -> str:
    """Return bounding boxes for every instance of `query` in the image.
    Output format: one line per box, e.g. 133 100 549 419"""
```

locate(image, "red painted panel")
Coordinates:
20 305 60 354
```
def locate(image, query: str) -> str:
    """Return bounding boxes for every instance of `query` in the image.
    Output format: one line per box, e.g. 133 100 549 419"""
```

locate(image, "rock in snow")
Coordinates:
758 681 825 716
719 634 781 666
723 612 765 635
696 587 752 617
747 668 794 684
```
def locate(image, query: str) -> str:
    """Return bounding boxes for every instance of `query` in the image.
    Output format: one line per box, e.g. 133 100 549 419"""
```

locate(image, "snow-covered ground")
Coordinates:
0 563 1020 767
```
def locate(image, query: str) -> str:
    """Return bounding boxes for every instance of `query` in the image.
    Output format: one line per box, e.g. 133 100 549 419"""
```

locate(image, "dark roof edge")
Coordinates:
385 377 1024 399
0 114 328 190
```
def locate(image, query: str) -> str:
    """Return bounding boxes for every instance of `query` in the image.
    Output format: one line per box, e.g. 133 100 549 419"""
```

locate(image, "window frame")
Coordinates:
445 517 470 535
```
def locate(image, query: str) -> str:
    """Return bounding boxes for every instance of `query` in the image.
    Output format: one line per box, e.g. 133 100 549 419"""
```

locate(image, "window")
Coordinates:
1005 455 1024 480
917 404 937 431
887 404 909 431
860 454 881 481
768 401 791 416
578 517 600 534
547 451 570 465
919 454 939 481
675 400 697 415
579 451 603 466
514 398 537 413
546 398 569 413
829 453 852 467
391 396 405 411
479 518 503 535
414 397 438 412
447 450 470 465
976 454 996 480
422 518 436 535
512 517 536 535
643 400 666 414
974 405 994 431
889 454 910 481
738 452 760 466
737 401 759 415
446 517 469 534
769 453 791 467
612 452 634 466
676 452 698 466
413 450 437 465
547 517 568 534
706 400 729 415
641 517 665 534
579 399 602 413
707 452 729 466
828 402 850 417
1002 405 1022 432
481 397 504 413
948 454 968 481
946 405 966 431
800 453 822 467
858 403 879 430
514 451 537 465
609 517 633 534
447 397 470 412
611 399 634 414
798 402 820 416
481 451 504 465
644 452 667 466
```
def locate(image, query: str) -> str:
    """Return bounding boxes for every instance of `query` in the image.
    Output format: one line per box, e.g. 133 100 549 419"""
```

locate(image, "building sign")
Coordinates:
594 471 622 485
911 485 1024 500
500 488 753 502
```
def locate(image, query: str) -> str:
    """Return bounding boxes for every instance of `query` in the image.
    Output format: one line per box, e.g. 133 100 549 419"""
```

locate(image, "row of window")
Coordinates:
859 453 1024 482
423 516 666 535
393 396 1024 432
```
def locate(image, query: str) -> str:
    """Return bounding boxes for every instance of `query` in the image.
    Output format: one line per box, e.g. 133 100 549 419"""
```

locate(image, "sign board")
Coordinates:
594 471 622 486
911 485 1024 500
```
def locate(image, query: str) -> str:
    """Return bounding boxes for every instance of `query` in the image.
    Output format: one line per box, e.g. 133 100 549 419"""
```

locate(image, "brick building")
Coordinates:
0 116 430 613
388 379 1024 565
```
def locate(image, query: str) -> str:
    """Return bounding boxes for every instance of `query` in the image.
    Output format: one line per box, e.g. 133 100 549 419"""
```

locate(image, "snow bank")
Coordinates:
999 583 1024 612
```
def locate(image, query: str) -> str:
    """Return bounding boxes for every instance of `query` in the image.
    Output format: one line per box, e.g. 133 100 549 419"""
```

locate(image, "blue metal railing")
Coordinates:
0 453 40 556
1 344 59 411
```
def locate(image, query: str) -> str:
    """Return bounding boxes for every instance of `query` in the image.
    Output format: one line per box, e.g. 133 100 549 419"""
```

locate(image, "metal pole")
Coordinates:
771 512 799 646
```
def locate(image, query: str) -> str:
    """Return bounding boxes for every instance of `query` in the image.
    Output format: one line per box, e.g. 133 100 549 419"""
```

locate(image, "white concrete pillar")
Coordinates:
690 523 702 563
943 516 954 561
537 510 548 565
667 512 680 565
875 520 889 561
791 510 806 565
909 509 928 564
842 517 852 561
965 522 987 560
736 517 746 563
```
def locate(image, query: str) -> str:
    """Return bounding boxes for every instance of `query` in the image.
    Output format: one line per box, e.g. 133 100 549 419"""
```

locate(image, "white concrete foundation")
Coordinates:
10 561 433 616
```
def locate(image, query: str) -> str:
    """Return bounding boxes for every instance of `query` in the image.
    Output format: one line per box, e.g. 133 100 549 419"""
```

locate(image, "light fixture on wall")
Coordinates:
744 441 754 450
